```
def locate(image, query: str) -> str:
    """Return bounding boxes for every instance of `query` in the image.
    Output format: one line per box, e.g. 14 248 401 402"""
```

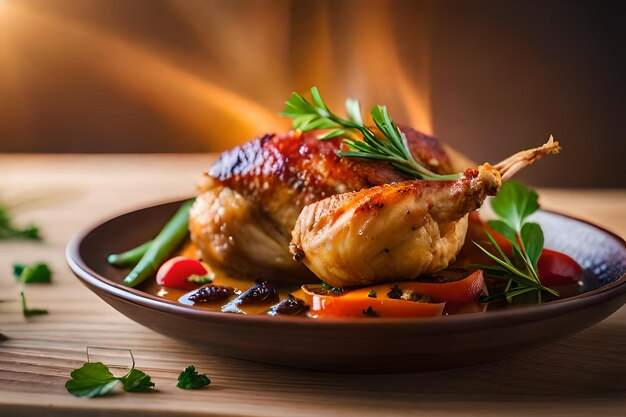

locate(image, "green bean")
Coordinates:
123 199 193 288
107 240 153 266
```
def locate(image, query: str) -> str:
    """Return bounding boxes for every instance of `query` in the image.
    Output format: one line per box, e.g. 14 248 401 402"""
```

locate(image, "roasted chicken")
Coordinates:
189 127 455 282
290 138 559 287
190 120 559 287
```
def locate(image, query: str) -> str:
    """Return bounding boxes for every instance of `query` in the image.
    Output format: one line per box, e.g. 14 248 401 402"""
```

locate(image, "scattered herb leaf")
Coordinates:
13 263 26 277
177 365 211 389
13 262 52 284
368 290 377 298
120 368 155 392
281 87 462 180
0 205 40 240
65 362 121 398
66 349 155 398
20 291 48 317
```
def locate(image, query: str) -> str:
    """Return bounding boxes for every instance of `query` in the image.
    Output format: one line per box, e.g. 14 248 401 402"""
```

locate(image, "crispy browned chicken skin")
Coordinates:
189 127 455 282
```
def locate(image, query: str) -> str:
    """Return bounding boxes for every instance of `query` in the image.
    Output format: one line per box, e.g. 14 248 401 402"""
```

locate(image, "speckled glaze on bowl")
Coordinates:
67 200 626 373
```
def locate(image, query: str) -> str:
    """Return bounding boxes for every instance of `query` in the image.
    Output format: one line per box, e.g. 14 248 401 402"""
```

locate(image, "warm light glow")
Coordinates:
0 0 435 150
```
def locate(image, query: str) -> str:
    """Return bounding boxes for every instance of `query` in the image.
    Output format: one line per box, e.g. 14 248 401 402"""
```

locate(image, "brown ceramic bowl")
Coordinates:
67 200 626 373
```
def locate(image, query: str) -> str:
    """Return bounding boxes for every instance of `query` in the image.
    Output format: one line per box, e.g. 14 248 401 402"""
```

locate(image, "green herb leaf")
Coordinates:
490 180 539 231
177 365 211 389
121 368 155 392
65 362 120 398
187 273 214 285
66 350 155 397
368 290 377 298
13 262 52 284
474 181 558 304
486 220 517 247
281 87 462 181
13 263 26 278
20 291 48 317
521 222 544 268
0 205 41 240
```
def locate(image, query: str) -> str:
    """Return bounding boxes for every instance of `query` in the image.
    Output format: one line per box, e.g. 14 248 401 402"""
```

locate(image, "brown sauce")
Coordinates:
145 215 584 318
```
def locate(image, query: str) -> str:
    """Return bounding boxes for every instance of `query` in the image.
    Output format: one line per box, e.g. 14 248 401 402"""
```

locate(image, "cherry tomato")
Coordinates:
537 249 583 287
156 256 208 290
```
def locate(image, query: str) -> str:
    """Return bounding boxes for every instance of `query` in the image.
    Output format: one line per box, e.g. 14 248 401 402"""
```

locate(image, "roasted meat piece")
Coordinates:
189 127 454 282
290 138 560 287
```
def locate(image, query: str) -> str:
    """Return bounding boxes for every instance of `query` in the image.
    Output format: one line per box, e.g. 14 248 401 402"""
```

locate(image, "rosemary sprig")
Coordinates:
474 181 559 303
280 87 461 180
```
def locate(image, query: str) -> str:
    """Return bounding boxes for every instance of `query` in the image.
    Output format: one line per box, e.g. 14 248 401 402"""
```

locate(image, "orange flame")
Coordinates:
0 0 435 150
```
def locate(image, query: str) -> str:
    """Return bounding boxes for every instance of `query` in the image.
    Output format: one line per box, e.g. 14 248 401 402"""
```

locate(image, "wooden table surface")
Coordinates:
1 154 625 417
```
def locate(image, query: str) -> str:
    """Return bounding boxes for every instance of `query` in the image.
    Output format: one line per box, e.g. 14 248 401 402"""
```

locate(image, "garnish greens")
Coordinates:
65 349 154 398
281 87 461 181
187 273 214 285
0 205 40 240
20 291 48 317
368 290 377 298
473 181 559 303
177 365 211 389
13 262 52 284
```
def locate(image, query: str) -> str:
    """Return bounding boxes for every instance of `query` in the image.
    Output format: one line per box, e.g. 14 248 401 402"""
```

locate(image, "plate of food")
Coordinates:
67 87 626 372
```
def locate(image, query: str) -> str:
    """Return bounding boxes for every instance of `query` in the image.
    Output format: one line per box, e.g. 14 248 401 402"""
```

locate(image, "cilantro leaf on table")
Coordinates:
65 362 121 398
177 365 211 389
13 262 52 284
66 349 155 397
20 291 48 317
120 368 155 392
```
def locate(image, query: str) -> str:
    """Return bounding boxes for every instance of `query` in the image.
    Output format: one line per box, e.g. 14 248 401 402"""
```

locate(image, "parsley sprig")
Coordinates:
474 181 559 303
65 348 154 397
0 205 40 240
177 365 211 389
281 87 461 180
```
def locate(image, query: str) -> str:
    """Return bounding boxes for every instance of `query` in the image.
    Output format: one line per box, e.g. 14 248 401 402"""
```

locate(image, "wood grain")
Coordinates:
1 154 625 417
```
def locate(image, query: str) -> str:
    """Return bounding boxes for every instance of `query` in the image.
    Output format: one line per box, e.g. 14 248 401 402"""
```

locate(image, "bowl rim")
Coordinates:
66 199 626 331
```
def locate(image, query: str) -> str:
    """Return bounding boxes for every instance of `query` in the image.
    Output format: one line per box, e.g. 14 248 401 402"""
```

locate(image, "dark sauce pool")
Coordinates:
142 215 585 318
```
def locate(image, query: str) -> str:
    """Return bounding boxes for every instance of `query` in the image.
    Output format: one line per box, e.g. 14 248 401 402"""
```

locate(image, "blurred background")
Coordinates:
0 0 624 187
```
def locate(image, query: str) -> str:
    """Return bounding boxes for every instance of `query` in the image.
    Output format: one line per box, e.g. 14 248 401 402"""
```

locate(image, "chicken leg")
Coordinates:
290 137 561 287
